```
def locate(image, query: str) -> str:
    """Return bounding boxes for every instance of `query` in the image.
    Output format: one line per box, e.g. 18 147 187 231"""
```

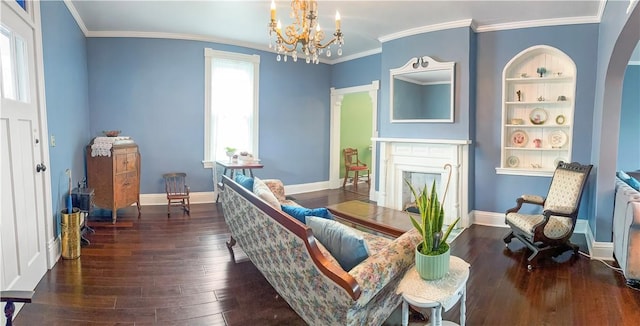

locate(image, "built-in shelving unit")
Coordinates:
496 45 577 177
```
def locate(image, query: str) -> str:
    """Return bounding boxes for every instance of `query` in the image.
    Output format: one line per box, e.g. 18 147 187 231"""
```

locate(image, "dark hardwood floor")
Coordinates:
13 186 640 325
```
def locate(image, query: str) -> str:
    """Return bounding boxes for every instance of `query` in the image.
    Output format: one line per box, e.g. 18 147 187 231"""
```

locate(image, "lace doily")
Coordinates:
91 137 133 157
397 256 470 310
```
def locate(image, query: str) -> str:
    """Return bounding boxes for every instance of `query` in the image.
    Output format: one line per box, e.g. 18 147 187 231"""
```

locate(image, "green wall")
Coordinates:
340 92 373 178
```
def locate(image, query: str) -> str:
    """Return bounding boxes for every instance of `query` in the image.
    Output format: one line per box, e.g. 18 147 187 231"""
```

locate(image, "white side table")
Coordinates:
397 256 470 326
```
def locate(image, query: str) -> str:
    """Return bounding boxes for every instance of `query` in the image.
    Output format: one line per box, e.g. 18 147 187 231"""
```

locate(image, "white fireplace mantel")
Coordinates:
373 138 472 227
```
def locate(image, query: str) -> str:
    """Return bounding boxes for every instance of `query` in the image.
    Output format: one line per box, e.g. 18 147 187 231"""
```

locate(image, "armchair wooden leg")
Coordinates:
503 231 515 245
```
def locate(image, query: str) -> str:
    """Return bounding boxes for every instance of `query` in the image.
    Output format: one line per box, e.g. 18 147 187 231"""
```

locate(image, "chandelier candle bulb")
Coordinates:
336 11 341 30
270 0 276 21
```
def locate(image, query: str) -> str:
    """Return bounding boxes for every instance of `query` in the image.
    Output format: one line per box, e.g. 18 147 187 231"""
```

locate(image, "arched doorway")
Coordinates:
591 2 639 243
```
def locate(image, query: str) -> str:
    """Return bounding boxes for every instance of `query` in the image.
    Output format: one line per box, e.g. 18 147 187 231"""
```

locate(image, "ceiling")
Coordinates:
68 1 606 63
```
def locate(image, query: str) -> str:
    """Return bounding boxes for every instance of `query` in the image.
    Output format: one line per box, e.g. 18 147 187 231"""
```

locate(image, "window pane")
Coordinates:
1 26 16 100
0 25 29 103
14 35 29 102
16 0 26 10
211 58 254 159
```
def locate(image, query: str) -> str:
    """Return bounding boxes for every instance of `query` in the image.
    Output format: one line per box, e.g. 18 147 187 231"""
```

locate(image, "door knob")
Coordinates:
36 163 47 172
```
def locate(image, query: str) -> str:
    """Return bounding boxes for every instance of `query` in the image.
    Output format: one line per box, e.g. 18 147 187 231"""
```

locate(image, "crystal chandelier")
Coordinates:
268 0 344 64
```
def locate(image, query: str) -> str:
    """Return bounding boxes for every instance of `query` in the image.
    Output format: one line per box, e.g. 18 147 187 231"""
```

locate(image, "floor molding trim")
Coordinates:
469 210 508 228
139 181 331 206
583 221 614 261
140 192 215 206
47 236 61 269
285 181 331 195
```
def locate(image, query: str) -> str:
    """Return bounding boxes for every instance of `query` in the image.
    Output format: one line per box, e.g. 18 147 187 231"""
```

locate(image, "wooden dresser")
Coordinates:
86 142 141 223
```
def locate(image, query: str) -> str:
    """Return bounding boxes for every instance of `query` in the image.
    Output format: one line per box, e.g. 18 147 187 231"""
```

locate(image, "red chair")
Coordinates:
342 148 370 191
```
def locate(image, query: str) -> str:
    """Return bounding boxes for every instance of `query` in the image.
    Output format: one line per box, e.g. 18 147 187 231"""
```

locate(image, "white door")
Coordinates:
1 0 48 302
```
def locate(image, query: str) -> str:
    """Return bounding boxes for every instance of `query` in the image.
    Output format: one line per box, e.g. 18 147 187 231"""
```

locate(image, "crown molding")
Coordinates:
378 19 474 43
598 0 608 20
331 48 382 64
85 30 342 65
475 15 601 33
63 0 89 35
627 0 639 14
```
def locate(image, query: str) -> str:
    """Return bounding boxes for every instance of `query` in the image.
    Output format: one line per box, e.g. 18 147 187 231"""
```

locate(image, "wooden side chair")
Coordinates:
2 291 33 326
503 161 593 269
163 172 190 216
342 148 370 191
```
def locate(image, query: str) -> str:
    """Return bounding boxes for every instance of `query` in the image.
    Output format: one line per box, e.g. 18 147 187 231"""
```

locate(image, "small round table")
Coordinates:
397 256 470 326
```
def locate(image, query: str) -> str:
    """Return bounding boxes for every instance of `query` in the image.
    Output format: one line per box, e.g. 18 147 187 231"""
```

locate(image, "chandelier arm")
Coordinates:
271 29 302 46
314 37 338 50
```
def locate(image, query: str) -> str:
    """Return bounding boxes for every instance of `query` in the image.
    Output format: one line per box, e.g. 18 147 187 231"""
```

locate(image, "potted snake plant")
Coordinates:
405 164 460 280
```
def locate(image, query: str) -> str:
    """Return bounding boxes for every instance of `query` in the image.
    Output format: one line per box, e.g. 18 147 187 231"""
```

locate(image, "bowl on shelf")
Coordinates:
102 130 121 137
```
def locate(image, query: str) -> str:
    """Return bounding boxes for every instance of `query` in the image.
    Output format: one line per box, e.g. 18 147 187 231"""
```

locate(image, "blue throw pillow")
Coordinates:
234 174 254 190
306 216 369 271
281 205 332 224
627 177 640 191
618 171 640 191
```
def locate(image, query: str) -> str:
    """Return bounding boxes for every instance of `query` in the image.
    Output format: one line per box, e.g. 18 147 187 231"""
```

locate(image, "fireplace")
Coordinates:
402 171 441 210
373 138 471 227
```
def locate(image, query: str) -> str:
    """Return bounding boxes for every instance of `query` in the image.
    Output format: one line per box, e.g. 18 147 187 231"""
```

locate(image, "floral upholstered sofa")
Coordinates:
219 175 421 325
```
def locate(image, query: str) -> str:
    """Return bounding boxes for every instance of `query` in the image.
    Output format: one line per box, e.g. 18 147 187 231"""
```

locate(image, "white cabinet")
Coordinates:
496 45 577 177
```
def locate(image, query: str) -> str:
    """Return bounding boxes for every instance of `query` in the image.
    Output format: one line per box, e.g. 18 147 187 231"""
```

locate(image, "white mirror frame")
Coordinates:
390 56 455 123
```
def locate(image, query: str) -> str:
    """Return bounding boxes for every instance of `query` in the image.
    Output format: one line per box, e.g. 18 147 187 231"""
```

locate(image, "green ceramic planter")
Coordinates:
415 245 450 280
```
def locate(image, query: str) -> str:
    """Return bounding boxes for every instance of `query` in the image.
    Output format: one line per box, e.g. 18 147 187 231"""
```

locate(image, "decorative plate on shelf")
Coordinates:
554 157 567 167
507 156 520 168
511 130 528 147
549 130 568 148
529 108 548 125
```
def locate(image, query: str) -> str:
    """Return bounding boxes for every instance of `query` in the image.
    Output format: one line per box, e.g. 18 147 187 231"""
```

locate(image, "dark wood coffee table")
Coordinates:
327 200 413 238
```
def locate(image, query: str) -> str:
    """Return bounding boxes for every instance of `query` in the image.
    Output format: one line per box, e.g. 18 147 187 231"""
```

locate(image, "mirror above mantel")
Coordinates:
390 56 455 123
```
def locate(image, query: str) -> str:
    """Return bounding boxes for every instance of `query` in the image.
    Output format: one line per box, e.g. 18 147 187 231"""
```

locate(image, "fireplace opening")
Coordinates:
402 171 441 213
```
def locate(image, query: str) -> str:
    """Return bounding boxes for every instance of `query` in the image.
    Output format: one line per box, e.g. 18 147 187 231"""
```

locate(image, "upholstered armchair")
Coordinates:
503 161 593 269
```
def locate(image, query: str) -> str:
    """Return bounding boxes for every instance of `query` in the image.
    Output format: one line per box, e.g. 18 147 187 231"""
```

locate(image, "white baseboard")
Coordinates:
285 181 331 195
140 191 216 206
468 210 614 260
469 210 509 228
138 181 331 205
47 236 60 269
583 221 614 261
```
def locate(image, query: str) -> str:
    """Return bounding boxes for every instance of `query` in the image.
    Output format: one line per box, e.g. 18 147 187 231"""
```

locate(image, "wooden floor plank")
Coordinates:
11 186 640 325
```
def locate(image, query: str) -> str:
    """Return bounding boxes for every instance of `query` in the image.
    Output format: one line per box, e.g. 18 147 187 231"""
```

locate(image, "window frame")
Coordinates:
202 48 260 168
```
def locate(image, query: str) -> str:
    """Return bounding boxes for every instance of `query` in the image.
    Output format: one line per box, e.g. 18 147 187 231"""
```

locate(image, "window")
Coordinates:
203 49 260 168
1 24 29 102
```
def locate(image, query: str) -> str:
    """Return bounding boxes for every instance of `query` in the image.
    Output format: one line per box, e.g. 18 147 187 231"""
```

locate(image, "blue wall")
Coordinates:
41 1 90 234
617 64 640 171
87 38 331 193
331 54 381 89
38 2 638 243
474 24 599 218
